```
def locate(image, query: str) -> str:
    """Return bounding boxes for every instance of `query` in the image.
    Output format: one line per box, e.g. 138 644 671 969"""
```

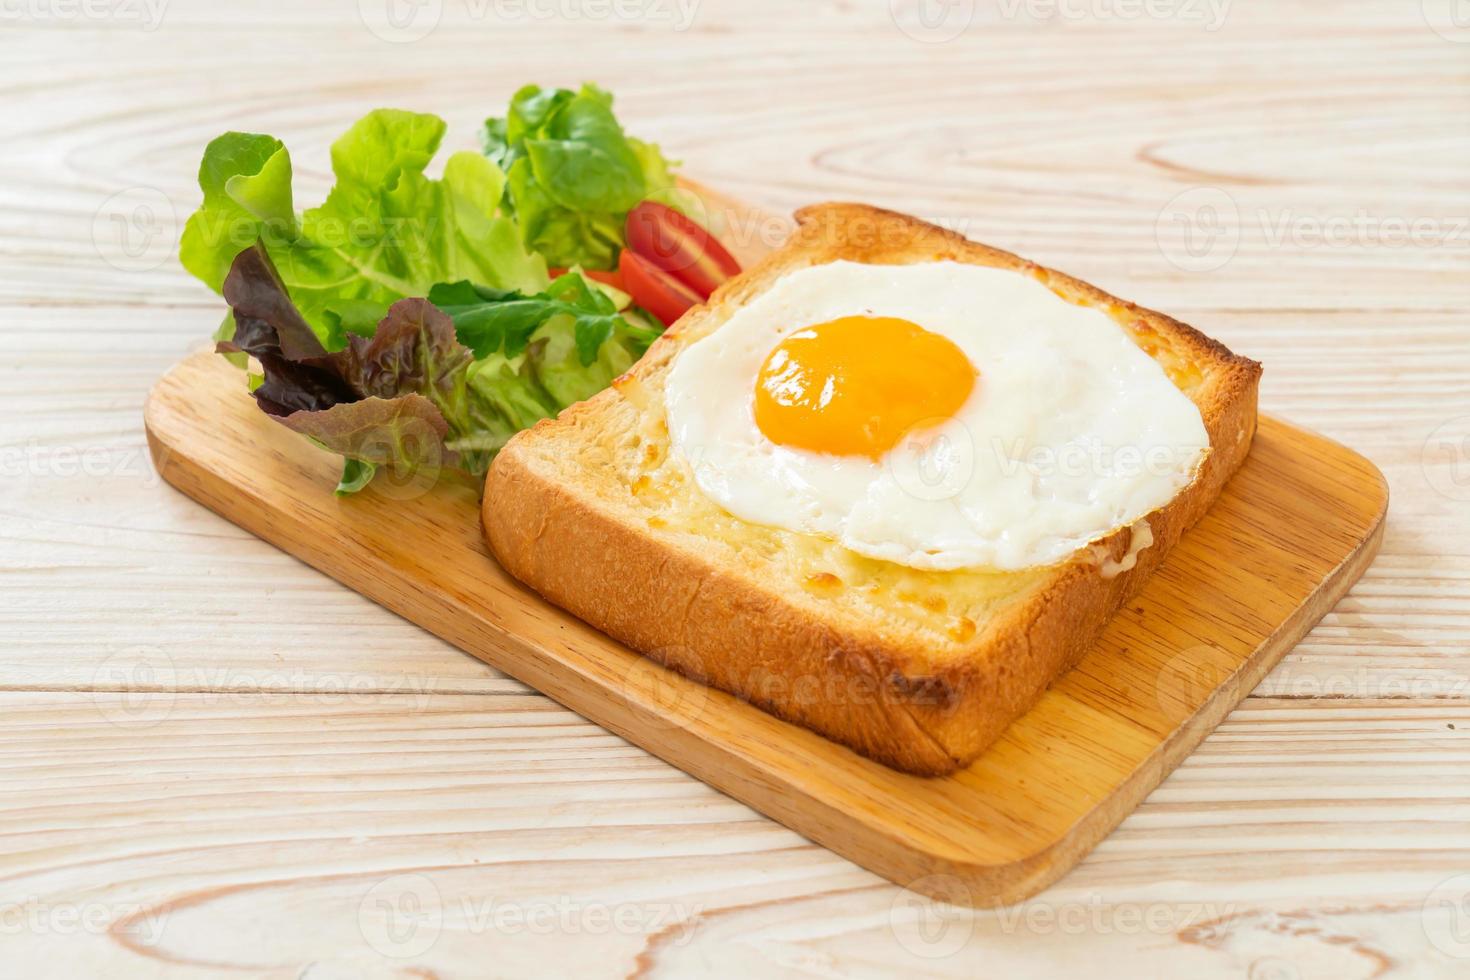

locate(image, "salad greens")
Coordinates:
182 110 548 350
482 83 680 270
217 243 658 489
429 274 659 366
180 84 688 495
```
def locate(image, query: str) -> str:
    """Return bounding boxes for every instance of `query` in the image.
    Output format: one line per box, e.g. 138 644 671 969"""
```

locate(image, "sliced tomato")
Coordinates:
618 249 703 326
548 266 626 292
625 201 741 300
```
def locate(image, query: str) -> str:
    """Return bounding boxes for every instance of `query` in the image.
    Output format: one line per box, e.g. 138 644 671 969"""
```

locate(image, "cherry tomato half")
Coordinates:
618 248 704 327
625 201 741 300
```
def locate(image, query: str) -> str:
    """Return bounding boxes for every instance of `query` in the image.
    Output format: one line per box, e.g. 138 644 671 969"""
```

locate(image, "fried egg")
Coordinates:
663 260 1210 571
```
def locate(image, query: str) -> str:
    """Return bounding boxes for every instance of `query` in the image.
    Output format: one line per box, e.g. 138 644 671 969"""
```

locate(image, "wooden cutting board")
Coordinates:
143 189 1387 908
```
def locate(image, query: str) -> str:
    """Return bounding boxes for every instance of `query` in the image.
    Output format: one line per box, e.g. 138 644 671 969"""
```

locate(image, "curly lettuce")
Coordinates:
482 83 679 270
429 273 659 366
216 244 483 484
216 243 661 492
181 109 549 349
181 88 682 495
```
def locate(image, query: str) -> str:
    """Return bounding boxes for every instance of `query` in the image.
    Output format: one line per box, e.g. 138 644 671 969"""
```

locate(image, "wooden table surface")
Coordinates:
4 1 1468 976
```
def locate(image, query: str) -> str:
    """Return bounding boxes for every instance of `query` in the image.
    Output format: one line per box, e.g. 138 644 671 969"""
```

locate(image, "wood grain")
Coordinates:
5 691 1461 979
4 0 1469 973
142 320 1388 906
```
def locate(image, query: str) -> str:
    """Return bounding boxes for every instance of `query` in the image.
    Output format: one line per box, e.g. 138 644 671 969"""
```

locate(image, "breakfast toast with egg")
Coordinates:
483 203 1262 775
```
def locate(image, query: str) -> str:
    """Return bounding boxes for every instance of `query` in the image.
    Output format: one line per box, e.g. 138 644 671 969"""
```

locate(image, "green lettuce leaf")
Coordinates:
483 83 677 270
336 457 377 495
429 271 660 424
181 109 549 350
212 243 659 492
530 313 636 407
428 272 655 367
184 90 685 496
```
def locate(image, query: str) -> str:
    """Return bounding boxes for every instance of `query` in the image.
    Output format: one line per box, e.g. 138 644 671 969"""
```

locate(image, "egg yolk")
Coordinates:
754 316 977 459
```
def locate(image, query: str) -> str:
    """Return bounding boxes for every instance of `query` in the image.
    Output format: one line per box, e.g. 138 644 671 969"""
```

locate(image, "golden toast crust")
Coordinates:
483 203 1262 775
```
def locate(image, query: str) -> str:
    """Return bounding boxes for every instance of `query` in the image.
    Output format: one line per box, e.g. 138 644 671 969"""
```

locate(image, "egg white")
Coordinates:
662 260 1210 571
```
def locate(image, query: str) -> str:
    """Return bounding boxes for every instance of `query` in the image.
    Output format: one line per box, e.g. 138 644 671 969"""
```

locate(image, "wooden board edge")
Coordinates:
142 354 1390 910
765 433 1390 908
973 484 1389 906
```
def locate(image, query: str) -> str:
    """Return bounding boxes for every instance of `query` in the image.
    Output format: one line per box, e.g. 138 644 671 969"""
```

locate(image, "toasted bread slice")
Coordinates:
483 203 1261 775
